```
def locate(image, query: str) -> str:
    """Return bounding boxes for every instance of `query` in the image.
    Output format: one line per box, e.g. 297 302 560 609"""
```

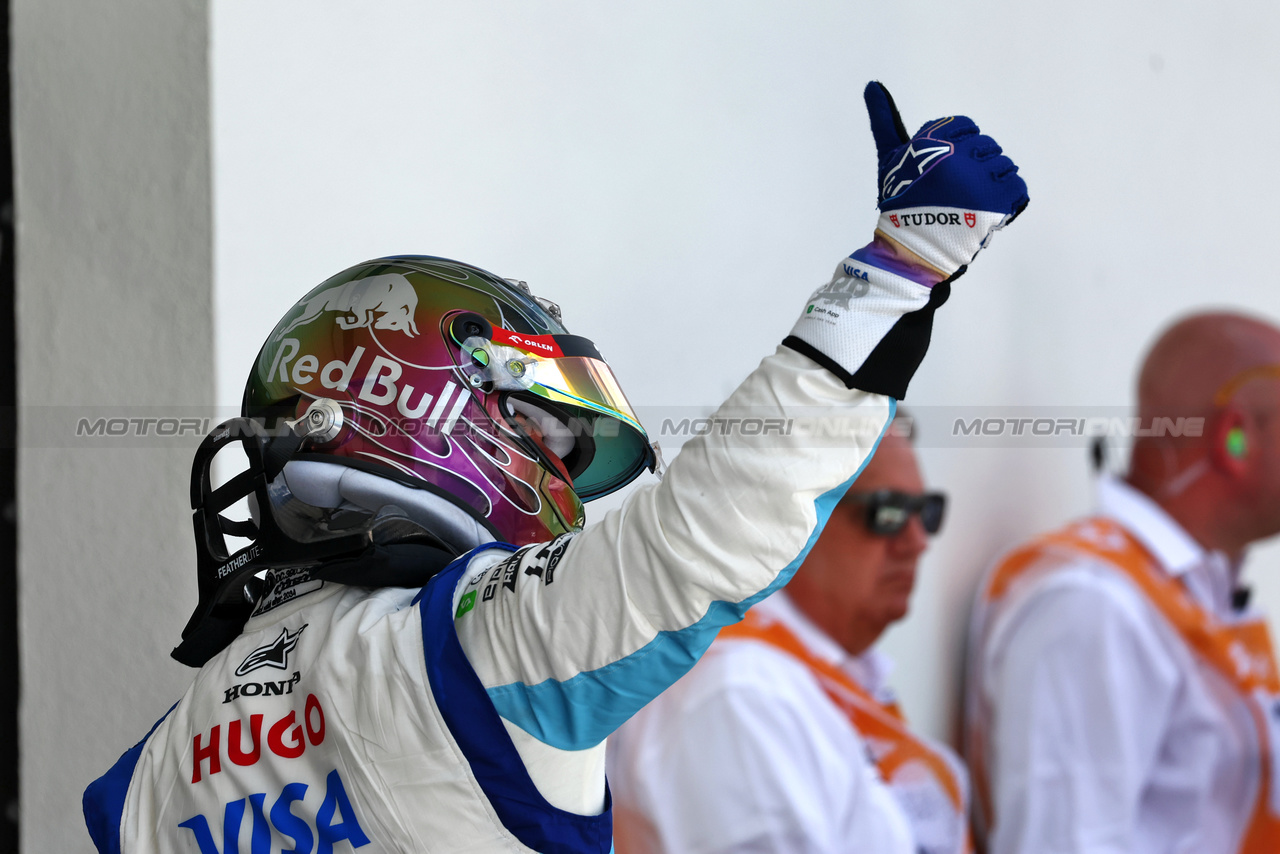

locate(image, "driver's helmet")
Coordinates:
174 255 655 666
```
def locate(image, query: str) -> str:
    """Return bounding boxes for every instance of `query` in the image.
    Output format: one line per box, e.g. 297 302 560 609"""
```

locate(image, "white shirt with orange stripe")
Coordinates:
608 591 966 854
967 476 1280 854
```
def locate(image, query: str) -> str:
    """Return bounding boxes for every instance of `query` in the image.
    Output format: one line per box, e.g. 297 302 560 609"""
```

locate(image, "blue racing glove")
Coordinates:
784 81 1027 399
867 81 1028 278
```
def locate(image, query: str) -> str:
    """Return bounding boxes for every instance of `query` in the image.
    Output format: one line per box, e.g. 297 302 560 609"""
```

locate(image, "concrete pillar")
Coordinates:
13 0 212 849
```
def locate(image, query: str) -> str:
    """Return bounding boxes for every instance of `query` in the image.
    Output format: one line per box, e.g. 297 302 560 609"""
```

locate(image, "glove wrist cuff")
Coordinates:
852 232 948 287
784 252 950 399
874 207 1012 275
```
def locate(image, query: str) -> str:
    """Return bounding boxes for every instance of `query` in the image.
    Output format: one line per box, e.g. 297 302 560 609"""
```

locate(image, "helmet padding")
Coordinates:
279 460 495 556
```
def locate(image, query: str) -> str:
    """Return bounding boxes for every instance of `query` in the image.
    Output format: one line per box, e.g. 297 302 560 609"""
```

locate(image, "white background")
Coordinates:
18 2 1280 851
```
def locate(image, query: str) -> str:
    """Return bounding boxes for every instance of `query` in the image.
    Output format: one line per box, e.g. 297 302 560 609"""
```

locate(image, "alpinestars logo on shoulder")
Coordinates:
236 625 307 676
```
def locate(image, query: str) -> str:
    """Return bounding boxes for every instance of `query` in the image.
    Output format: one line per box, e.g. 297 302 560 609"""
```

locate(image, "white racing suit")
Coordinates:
84 253 946 852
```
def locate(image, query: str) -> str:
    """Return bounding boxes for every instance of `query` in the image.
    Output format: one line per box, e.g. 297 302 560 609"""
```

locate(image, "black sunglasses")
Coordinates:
844 490 946 536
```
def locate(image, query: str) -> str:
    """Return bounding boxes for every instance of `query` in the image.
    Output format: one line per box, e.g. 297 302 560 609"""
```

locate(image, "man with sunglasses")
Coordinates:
967 311 1280 854
608 422 971 854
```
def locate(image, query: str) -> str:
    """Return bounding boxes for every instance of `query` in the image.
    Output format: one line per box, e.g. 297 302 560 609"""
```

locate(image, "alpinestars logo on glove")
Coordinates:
236 625 306 676
881 139 953 201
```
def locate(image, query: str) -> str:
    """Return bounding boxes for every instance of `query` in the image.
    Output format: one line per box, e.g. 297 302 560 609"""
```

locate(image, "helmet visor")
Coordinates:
465 328 654 500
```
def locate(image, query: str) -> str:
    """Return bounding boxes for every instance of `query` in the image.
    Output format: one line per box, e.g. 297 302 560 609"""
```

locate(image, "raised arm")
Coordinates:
454 82 1030 750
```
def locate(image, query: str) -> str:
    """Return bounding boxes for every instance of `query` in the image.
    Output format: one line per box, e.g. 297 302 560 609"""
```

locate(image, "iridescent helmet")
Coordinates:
173 255 656 665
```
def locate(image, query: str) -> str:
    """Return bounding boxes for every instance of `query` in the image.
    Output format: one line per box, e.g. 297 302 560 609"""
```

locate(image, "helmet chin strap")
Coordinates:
251 461 501 630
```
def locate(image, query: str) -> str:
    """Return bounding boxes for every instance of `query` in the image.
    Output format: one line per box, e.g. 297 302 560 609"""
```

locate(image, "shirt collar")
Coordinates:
1095 474 1208 576
1097 475 1248 616
752 591 895 694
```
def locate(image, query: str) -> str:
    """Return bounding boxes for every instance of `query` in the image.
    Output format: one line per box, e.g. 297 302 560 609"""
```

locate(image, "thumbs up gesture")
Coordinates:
783 83 1029 400
864 81 1028 281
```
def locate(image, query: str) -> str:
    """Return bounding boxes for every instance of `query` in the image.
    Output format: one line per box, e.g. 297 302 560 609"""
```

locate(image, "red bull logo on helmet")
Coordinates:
276 274 420 340
266 339 470 428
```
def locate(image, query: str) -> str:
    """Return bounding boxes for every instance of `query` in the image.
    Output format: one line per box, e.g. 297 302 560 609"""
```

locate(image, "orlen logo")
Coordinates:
192 695 326 784
275 274 420 340
493 328 563 358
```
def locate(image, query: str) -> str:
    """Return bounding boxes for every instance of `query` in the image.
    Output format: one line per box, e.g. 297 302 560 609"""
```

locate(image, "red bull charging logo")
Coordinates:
276 274 420 340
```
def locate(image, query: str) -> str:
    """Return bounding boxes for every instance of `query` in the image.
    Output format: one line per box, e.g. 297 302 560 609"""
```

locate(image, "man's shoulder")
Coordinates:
622 633 860 760
982 517 1154 613
977 521 1174 665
